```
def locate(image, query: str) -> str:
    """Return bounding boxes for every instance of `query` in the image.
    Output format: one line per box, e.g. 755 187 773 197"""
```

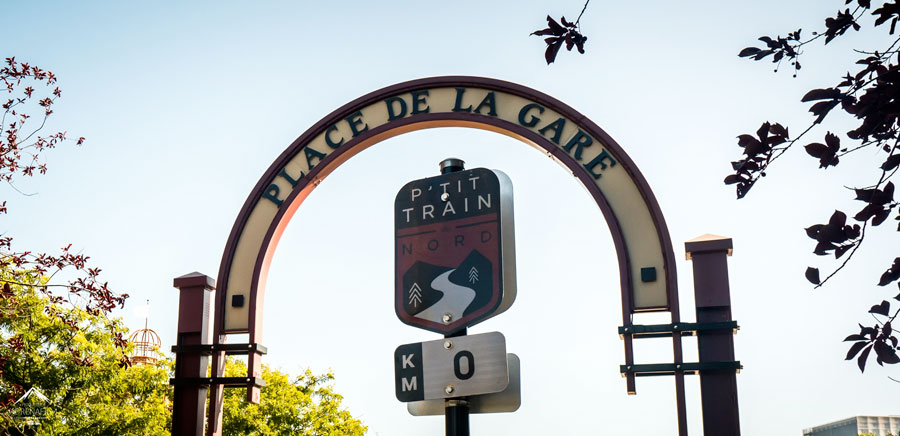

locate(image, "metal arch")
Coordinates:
207 76 685 435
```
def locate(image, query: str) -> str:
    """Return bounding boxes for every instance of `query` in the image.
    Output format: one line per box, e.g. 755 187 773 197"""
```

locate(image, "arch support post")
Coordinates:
685 235 741 436
171 272 216 436
206 346 225 436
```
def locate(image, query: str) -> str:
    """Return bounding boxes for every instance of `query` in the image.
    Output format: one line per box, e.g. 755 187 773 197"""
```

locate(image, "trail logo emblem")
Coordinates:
394 167 516 334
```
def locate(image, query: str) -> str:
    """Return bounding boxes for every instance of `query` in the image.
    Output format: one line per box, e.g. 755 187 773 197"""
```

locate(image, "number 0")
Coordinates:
453 350 475 380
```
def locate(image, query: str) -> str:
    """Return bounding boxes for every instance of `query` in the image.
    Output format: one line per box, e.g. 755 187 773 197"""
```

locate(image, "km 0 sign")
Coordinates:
394 332 509 402
394 168 516 334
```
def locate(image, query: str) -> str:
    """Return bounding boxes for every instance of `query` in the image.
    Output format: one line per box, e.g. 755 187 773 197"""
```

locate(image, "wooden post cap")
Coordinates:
684 234 733 260
173 272 216 289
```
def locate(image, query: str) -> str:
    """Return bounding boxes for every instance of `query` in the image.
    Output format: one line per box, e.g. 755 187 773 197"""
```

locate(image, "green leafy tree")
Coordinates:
222 358 367 436
0 270 171 435
1 271 365 435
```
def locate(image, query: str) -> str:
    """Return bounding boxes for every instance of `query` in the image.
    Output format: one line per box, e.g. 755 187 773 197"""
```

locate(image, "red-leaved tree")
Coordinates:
725 2 900 373
1 57 128 407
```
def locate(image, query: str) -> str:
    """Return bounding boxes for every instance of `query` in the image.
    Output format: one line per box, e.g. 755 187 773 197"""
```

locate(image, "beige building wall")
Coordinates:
803 416 900 436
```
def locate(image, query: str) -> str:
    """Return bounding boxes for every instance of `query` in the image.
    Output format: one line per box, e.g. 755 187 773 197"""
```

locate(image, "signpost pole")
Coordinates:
440 159 470 436
443 328 470 436
445 399 469 436
685 235 740 436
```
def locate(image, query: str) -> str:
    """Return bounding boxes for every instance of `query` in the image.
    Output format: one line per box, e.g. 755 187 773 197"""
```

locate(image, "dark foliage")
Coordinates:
532 15 588 64
728 1 900 372
532 1 591 64
845 303 900 370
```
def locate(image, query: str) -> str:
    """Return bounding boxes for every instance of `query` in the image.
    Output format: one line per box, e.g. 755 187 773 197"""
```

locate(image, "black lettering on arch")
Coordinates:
473 92 497 116
278 168 303 188
262 184 283 207
538 117 566 144
584 149 617 179
518 103 544 127
304 147 326 169
453 88 473 113
385 97 408 121
324 124 344 149
345 111 369 137
563 130 593 160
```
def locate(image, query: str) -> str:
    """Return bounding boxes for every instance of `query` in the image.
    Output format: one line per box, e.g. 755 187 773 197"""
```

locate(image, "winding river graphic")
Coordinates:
401 249 493 324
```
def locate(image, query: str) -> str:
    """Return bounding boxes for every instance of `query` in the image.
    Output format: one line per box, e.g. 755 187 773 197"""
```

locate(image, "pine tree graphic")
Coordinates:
408 283 423 307
468 267 479 284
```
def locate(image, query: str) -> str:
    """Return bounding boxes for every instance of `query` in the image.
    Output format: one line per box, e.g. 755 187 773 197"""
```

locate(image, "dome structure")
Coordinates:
128 327 162 366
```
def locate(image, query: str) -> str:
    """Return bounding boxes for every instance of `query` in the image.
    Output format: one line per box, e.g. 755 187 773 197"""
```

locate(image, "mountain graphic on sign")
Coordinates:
448 250 493 317
400 250 494 323
401 262 450 317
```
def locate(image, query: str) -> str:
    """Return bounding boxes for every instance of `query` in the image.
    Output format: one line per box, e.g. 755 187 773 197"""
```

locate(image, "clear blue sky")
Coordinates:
3 1 897 434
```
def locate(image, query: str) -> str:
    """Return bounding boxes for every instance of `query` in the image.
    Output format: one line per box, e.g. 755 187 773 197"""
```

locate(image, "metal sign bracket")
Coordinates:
620 361 743 377
619 321 739 339
170 342 268 390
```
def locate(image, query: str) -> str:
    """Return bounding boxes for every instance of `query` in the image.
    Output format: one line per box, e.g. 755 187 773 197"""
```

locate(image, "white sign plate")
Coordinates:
394 331 509 402
407 353 521 415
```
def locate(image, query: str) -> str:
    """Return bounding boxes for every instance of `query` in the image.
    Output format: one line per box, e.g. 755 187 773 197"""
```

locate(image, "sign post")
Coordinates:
171 273 214 436
394 158 518 436
685 235 741 436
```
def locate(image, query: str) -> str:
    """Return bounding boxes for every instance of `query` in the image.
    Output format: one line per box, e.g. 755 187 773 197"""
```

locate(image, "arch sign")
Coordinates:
208 77 681 421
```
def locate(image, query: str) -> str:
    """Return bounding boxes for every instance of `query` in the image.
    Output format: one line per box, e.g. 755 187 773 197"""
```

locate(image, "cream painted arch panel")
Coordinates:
215 78 677 335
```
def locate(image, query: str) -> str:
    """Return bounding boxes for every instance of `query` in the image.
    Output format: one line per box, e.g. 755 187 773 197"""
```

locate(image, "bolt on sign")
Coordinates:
394 168 516 334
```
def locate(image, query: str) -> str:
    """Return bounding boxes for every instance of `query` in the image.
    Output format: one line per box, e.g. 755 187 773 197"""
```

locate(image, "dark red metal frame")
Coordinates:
207 76 685 435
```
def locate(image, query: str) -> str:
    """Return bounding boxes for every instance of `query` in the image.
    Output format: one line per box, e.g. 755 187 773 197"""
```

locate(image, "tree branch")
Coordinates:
575 0 591 26
815 222 866 288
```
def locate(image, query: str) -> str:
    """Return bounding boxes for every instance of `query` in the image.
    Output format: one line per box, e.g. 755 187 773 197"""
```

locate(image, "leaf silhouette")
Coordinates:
532 15 588 64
